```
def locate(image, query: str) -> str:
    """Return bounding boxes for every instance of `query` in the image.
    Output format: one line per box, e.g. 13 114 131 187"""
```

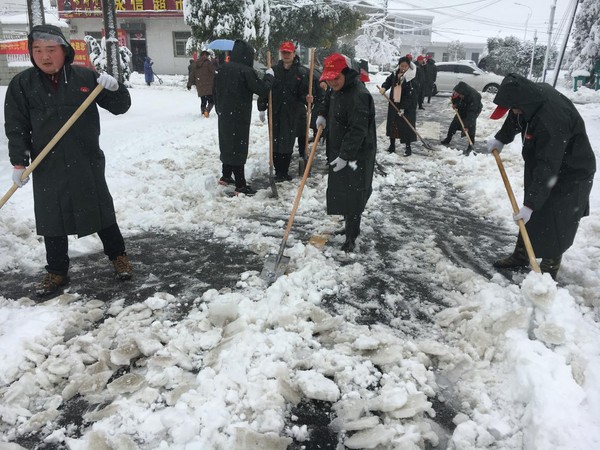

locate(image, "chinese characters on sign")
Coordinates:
58 0 184 17
0 38 92 68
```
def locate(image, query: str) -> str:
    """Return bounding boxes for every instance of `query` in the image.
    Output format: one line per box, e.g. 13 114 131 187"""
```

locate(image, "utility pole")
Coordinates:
26 0 46 30
528 30 537 79
542 0 557 83
101 0 123 82
552 0 580 88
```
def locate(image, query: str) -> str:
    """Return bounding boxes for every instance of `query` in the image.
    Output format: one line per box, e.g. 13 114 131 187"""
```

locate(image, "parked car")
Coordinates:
434 61 504 94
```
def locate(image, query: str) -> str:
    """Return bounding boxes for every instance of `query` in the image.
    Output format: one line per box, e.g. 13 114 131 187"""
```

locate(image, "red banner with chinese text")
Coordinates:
58 0 184 18
0 40 28 55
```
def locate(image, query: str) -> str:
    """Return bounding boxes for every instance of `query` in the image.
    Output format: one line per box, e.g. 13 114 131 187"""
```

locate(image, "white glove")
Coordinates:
330 156 347 172
265 68 274 77
485 138 504 154
513 205 533 224
259 111 266 123
12 167 29 188
316 116 326 129
97 73 119 92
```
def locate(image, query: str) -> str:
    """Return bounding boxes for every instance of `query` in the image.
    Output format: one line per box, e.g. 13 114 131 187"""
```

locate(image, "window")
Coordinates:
471 52 479 62
442 53 450 62
173 31 191 57
437 65 454 72
457 65 475 74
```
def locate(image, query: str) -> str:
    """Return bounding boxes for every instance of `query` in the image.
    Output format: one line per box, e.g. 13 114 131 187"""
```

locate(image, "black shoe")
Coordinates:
463 145 474 156
387 144 395 153
219 176 235 186
404 145 412 157
441 137 451 145
274 174 292 182
418 106 424 110
36 272 70 297
493 253 529 270
540 257 561 280
234 185 256 196
341 239 355 252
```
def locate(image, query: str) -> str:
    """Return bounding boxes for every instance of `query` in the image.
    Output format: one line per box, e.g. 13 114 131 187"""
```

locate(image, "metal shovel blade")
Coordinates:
260 254 291 283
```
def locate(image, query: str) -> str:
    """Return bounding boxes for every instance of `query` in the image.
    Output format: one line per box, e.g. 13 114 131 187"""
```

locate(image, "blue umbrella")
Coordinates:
207 39 235 51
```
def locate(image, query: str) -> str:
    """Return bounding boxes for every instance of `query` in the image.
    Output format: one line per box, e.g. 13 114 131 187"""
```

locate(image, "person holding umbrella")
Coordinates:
315 53 377 252
5 24 133 296
481 73 595 280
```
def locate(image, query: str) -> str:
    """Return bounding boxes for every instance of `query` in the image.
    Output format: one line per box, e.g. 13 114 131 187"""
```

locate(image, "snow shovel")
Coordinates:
267 51 278 199
152 71 163 85
492 149 541 273
260 125 325 283
0 83 105 210
299 48 315 177
452 103 474 147
377 86 435 151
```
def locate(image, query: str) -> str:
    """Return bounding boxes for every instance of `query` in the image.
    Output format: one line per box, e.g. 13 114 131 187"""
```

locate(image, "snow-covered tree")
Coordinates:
355 31 402 68
485 36 553 78
446 41 466 61
569 0 600 78
183 0 270 51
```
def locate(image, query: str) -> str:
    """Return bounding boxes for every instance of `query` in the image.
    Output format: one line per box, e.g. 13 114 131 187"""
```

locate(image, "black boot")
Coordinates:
387 139 396 153
493 234 529 269
341 215 361 252
540 256 562 280
441 135 452 145
463 145 473 156
404 143 412 157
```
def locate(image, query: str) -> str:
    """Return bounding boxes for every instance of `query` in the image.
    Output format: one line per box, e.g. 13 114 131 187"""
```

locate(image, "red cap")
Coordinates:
360 69 370 83
279 41 295 53
417 55 425 61
320 53 350 81
490 106 510 120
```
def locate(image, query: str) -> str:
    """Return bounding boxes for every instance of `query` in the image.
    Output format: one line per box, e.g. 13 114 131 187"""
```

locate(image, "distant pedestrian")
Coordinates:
257 41 311 182
213 39 274 196
380 55 418 156
415 55 426 109
5 24 133 296
187 50 216 118
482 73 596 280
441 81 482 155
315 53 377 252
144 56 154 86
423 55 437 103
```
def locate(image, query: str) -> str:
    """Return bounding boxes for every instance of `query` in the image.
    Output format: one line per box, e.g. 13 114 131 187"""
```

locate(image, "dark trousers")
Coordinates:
222 163 247 188
273 153 292 177
201 95 214 113
344 214 362 243
44 223 126 276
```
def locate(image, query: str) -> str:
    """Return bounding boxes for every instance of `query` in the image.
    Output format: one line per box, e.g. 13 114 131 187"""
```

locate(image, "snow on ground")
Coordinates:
0 71 599 449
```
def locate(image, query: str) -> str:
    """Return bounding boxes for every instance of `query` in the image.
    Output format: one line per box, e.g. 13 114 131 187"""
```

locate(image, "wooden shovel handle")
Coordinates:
492 149 541 273
1 83 105 210
451 101 474 147
304 48 315 156
267 51 274 169
280 125 324 246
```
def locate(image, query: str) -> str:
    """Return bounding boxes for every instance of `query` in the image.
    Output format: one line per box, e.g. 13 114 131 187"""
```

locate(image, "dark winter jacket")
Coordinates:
187 57 215 97
257 56 310 155
144 57 154 84
213 39 273 166
448 81 482 138
317 69 377 216
382 63 418 141
493 73 595 257
5 24 131 238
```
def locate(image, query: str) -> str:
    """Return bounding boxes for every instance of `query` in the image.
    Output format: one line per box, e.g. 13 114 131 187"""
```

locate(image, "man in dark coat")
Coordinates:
441 81 482 155
482 73 596 279
422 55 437 103
257 42 311 182
187 50 216 118
213 39 274 195
415 55 426 109
315 53 377 252
380 56 418 156
5 24 132 296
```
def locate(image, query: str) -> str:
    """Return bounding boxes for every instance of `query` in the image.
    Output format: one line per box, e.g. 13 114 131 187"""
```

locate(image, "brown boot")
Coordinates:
36 272 70 297
112 254 133 280
540 256 562 280
493 234 529 269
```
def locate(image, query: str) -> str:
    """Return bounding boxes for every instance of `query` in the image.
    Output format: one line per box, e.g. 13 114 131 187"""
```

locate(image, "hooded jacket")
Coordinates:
5 24 131 237
213 40 273 165
493 73 595 257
